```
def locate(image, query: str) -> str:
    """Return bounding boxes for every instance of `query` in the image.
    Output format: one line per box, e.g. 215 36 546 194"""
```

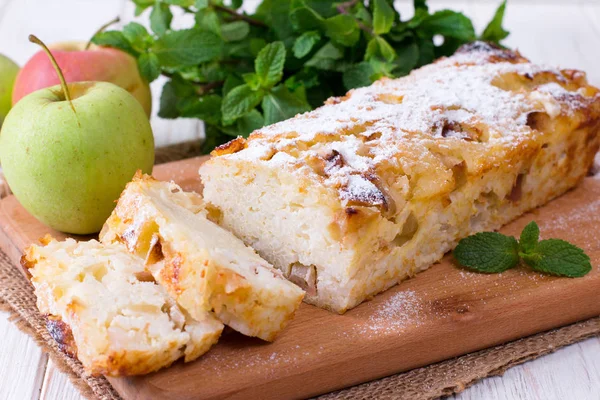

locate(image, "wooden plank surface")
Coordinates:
0 1 599 399
1 158 599 400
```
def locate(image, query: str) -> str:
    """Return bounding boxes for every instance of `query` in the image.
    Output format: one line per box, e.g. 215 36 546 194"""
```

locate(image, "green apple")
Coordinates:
0 36 154 234
0 54 19 126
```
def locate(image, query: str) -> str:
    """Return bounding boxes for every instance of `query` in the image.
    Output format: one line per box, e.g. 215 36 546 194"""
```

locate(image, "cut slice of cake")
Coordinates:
24 236 223 376
100 173 305 341
199 42 600 313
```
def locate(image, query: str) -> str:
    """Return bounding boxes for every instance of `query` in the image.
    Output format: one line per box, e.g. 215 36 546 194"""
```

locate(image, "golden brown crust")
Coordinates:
46 315 78 358
211 136 247 156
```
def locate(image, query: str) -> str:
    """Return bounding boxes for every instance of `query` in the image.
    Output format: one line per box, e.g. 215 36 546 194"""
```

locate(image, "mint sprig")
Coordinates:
454 222 592 278
92 0 510 153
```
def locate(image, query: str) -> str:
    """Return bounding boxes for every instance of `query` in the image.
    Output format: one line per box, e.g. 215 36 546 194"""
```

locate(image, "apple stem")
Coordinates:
28 35 76 113
85 16 120 50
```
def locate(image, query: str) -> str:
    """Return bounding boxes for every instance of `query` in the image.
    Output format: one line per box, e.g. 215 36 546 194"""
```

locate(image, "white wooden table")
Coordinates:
0 1 599 399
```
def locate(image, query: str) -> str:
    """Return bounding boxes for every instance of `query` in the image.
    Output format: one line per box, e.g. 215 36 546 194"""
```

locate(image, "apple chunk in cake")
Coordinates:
199 42 600 313
24 237 223 376
100 173 304 341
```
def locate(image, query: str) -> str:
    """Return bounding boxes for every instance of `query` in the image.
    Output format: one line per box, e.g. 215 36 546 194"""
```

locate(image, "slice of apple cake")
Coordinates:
199 42 600 313
24 236 223 376
100 173 304 341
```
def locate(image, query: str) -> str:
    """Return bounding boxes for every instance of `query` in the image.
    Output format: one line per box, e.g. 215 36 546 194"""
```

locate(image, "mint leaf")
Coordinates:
519 221 540 255
221 109 264 137
289 1 324 32
262 84 311 125
454 232 520 273
306 42 344 70
365 37 396 62
138 52 161 82
178 94 222 125
123 23 152 52
221 84 265 125
165 0 194 5
393 41 419 75
421 10 476 41
195 9 221 36
523 239 592 278
480 0 509 42
243 72 262 90
195 0 208 9
221 21 250 42
373 0 395 35
152 29 222 67
414 0 428 11
91 31 137 56
343 62 375 90
158 81 179 119
255 41 286 89
223 74 244 97
325 14 359 47
150 2 173 36
293 31 320 58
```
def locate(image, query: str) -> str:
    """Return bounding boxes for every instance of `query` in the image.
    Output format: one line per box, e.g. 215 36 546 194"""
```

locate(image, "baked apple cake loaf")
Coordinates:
24 236 223 376
200 42 600 313
100 173 304 341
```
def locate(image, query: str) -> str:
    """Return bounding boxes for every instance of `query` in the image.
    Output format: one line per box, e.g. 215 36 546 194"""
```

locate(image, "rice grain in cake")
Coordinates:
199 42 600 313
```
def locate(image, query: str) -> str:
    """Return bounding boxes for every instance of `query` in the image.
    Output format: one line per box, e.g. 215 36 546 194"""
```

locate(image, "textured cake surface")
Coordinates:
24 237 223 376
100 174 305 341
200 42 600 313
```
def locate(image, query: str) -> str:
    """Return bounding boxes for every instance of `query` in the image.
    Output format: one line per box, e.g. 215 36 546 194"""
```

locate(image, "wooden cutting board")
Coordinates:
1 156 599 400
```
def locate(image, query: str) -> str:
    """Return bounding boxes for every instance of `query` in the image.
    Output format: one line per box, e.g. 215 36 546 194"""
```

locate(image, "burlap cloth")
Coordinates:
0 143 598 400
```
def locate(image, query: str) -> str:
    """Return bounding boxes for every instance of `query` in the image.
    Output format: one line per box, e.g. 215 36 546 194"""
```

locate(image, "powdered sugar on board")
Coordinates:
345 290 424 338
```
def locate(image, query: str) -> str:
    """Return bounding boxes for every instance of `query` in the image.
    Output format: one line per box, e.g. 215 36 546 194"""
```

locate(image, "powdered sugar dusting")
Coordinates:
221 42 598 207
355 290 423 336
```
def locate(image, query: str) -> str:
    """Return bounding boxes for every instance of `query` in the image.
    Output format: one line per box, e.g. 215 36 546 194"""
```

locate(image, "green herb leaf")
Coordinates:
255 41 286 89
133 0 154 15
454 232 520 273
195 8 221 36
393 41 419 75
373 0 395 35
519 221 540 255
243 72 262 90
325 14 360 47
91 31 137 56
221 21 250 42
343 62 375 90
150 2 173 36
414 0 428 11
221 84 265 125
305 42 344 70
262 84 311 125
138 52 161 82
152 29 223 67
221 109 264 137
421 10 476 41
289 0 324 32
158 80 179 119
365 36 396 62
223 74 244 97
523 239 592 278
178 94 222 125
293 31 321 58
195 0 209 9
122 22 152 52
480 0 509 42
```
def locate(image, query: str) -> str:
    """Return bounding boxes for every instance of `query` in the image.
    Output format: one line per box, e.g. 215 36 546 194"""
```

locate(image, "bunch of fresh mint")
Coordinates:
453 222 592 277
92 0 509 152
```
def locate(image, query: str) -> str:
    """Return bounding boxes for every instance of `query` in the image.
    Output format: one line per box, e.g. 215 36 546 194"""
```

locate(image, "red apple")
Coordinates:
12 41 152 117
